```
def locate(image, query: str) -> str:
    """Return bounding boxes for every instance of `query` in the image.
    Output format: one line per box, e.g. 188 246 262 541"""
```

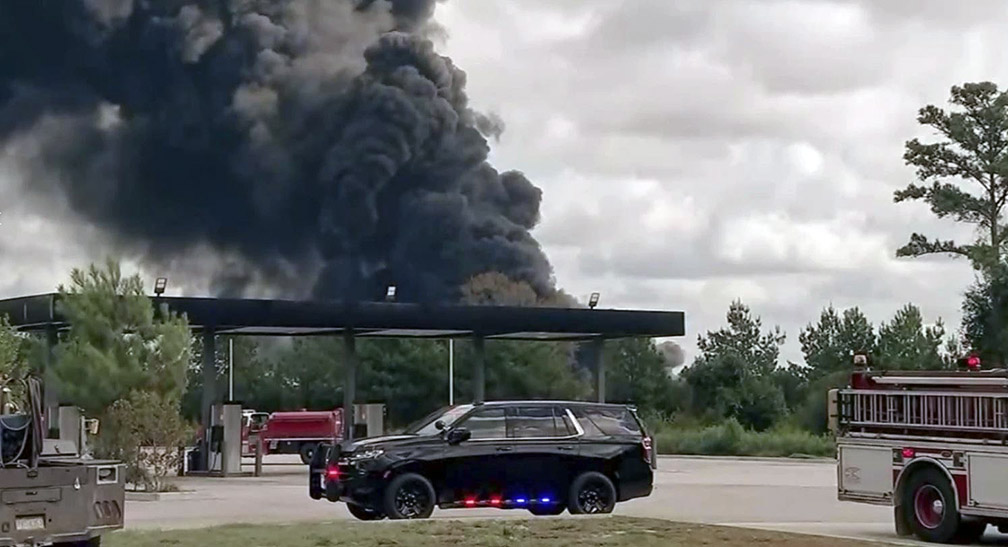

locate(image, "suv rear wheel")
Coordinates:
383 473 436 519
568 471 616 514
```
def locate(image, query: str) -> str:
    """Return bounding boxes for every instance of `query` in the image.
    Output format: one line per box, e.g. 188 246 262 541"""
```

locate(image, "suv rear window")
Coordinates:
571 406 642 438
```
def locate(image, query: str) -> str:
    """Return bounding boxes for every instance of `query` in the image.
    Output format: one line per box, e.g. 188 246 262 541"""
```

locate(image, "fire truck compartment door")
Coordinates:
967 453 1008 510
838 445 892 501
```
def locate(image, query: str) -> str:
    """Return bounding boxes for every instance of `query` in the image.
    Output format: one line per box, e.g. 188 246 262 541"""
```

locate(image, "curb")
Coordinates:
125 490 194 502
657 454 836 464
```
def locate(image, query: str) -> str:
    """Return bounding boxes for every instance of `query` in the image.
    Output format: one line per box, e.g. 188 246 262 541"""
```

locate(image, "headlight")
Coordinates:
351 448 384 461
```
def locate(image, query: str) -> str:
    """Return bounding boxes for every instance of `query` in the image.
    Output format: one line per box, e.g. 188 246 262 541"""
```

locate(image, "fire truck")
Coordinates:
830 353 1008 543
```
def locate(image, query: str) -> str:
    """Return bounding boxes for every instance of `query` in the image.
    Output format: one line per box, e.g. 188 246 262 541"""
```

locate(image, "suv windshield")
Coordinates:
403 404 473 435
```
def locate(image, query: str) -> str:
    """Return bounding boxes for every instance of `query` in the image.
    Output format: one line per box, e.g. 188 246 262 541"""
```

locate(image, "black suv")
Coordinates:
308 400 656 520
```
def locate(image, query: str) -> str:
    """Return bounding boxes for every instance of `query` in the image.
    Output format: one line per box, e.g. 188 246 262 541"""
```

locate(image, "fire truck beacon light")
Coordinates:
853 353 867 367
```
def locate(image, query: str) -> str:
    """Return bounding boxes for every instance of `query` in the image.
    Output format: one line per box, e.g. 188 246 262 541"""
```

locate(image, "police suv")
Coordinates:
309 400 656 520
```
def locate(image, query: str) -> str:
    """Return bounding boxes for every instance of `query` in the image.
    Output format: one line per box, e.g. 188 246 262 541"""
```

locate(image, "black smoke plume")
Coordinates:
0 0 555 302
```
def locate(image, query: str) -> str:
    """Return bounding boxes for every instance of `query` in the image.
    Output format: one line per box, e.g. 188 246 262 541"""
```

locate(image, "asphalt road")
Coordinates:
122 455 1006 544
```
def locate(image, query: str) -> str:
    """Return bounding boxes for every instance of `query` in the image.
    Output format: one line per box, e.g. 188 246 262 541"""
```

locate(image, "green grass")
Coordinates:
651 418 836 458
106 517 883 547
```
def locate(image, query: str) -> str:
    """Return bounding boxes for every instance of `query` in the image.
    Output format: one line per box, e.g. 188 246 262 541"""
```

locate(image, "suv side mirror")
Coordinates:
446 428 471 445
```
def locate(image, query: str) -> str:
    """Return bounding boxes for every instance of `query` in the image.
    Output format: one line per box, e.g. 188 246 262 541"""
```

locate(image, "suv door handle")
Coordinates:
558 446 574 451
495 446 514 452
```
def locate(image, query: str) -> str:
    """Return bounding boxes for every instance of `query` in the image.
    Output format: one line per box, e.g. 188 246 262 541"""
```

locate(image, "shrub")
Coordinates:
652 418 834 458
96 391 193 492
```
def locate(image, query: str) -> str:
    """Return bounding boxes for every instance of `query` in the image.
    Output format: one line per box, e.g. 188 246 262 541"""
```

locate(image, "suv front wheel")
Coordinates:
383 473 436 519
568 471 617 514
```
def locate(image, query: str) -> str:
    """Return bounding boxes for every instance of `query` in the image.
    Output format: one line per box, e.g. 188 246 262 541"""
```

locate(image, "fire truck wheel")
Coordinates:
383 473 436 519
346 503 386 521
952 519 987 544
299 443 318 465
901 467 961 543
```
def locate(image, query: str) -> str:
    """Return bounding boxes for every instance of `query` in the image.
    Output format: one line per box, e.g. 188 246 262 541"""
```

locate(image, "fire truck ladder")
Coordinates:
837 388 1008 440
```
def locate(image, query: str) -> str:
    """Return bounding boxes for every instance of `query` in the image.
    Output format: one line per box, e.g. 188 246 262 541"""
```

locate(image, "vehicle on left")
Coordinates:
0 376 124 547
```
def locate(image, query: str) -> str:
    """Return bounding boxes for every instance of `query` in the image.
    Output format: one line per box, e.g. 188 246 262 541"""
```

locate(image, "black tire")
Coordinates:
901 467 961 543
528 505 566 516
347 503 386 521
953 519 987 544
54 538 100 547
383 473 436 519
309 470 323 500
299 443 317 465
567 471 617 515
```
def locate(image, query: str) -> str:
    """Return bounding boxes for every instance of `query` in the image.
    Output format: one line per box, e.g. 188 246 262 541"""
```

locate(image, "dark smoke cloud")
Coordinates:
0 0 555 302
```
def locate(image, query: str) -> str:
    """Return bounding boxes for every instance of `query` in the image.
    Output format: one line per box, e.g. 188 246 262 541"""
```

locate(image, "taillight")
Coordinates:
642 437 653 464
326 465 341 481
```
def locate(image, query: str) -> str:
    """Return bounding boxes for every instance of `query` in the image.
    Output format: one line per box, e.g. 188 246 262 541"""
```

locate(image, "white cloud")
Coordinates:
435 0 997 363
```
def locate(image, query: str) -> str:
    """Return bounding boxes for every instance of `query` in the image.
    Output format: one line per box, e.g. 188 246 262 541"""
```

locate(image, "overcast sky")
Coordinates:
3 0 1007 364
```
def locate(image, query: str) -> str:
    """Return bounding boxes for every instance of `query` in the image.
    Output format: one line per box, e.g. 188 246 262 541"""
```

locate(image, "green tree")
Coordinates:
875 304 948 371
604 338 683 417
696 300 785 375
51 258 192 417
962 265 1008 366
799 305 875 381
0 316 31 412
0 316 22 380
896 82 1008 272
681 301 787 431
358 339 450 427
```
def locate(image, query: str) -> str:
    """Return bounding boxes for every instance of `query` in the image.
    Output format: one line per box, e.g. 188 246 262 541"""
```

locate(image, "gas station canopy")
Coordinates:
1 291 686 469
0 293 685 341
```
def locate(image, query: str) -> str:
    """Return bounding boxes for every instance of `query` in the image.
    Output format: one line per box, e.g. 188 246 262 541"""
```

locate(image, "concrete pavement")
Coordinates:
122 455 1008 544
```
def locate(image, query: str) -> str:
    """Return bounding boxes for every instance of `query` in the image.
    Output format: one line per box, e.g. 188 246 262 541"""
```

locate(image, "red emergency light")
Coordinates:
958 354 982 371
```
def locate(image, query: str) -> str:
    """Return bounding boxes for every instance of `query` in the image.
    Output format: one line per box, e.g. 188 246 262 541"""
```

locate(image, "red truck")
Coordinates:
243 409 343 464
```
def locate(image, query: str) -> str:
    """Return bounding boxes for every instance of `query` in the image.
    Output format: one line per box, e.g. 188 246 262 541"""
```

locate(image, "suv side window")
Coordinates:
458 407 506 440
571 406 642 438
508 406 574 438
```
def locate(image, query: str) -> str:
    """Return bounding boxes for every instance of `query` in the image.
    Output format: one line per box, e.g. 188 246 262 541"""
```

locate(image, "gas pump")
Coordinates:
209 402 243 475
